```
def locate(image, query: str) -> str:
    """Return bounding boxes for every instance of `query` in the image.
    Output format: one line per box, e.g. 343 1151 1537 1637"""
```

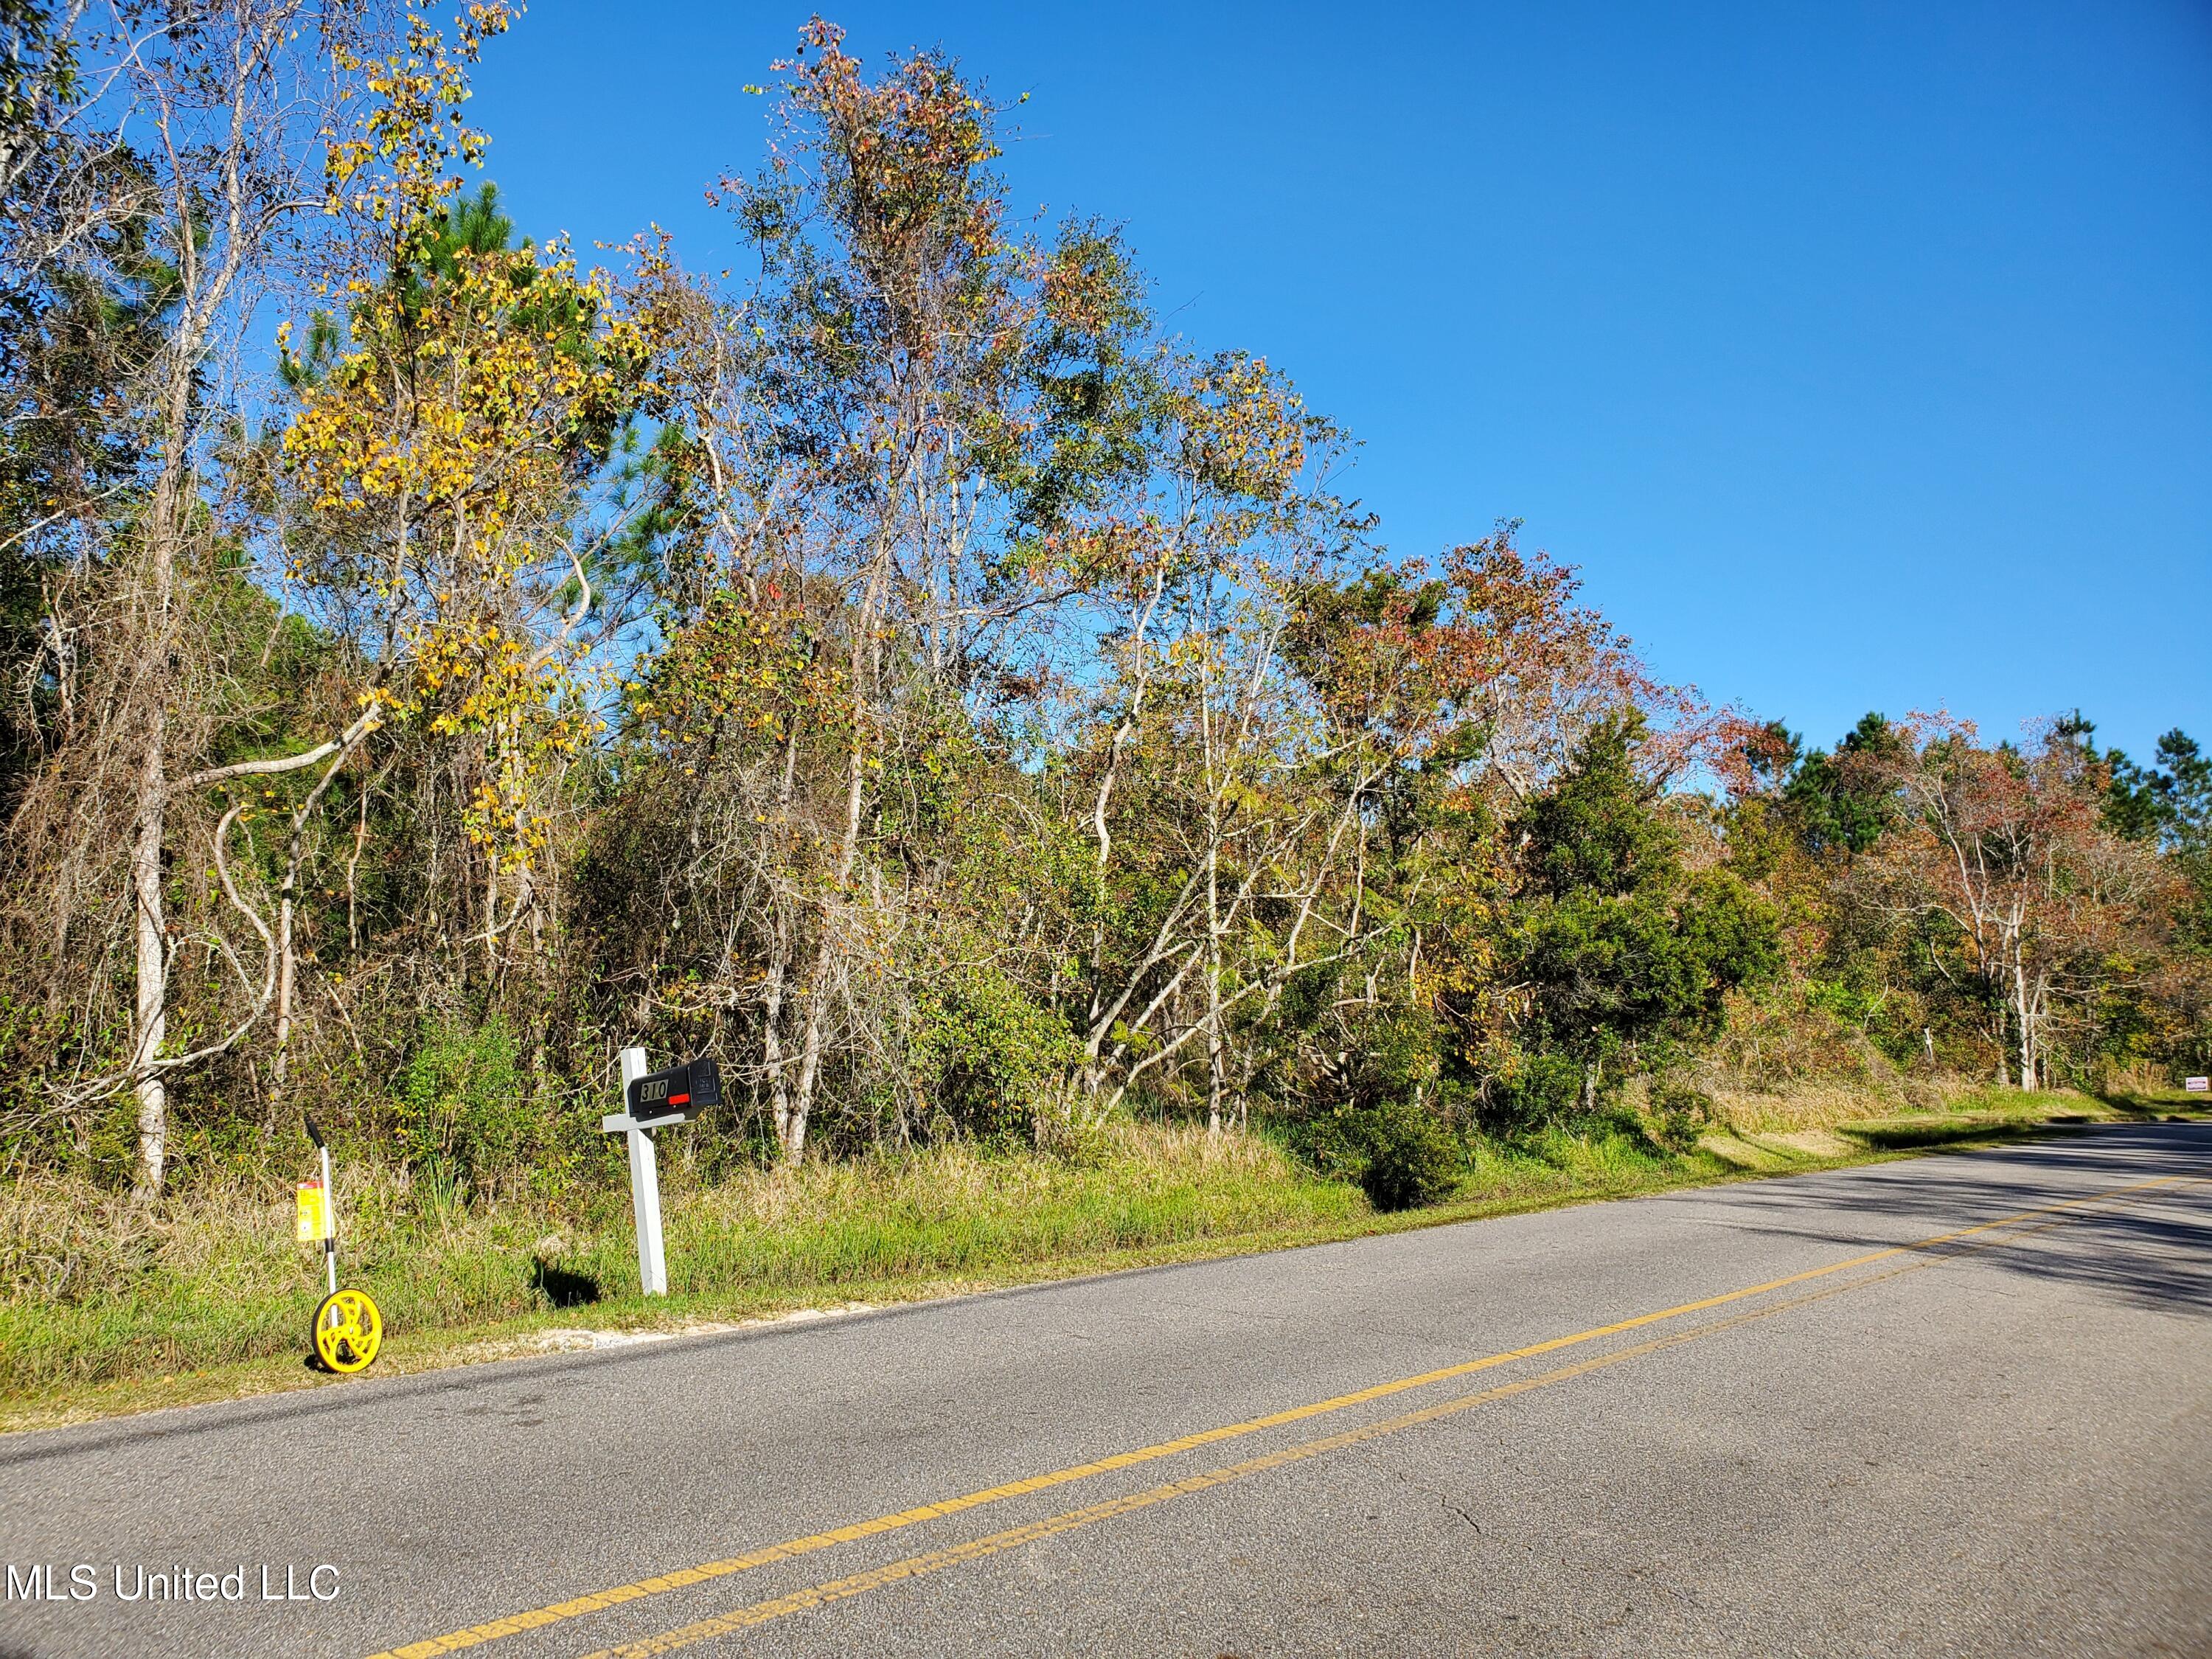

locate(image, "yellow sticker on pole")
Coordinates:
296 1180 333 1242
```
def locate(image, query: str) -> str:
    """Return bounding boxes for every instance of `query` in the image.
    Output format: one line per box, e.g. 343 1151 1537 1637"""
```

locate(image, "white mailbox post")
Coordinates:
604 1046 669 1296
601 1048 721 1298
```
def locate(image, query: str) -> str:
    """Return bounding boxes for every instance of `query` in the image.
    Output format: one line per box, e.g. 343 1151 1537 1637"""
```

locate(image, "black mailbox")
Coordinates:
626 1056 721 1127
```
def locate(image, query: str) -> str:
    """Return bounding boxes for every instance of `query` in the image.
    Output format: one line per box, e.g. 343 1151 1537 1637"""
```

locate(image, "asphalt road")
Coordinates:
4 1124 2211 1659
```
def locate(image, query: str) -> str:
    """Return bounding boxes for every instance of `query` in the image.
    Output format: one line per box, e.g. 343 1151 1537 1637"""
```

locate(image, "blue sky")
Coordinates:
470 1 2211 763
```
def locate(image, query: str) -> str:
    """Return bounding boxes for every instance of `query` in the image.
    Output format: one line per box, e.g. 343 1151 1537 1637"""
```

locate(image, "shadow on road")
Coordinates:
1705 1123 2212 1319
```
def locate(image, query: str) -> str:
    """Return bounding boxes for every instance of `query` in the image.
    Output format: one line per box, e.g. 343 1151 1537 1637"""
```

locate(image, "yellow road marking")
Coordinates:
366 1168 2199 1659
584 1185 2193 1659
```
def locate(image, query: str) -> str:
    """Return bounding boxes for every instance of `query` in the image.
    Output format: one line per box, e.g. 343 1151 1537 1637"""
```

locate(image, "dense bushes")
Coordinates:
906 963 1081 1148
393 1019 592 1200
1348 1101 1464 1212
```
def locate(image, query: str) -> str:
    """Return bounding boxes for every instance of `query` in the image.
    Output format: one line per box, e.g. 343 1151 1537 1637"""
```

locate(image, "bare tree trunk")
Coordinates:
271 741 360 1113
345 785 369 953
129 728 170 1198
2014 961 2045 1093
114 0 329 1192
1079 560 1167 1099
271 883 296 1105
761 721 802 1147
127 366 193 1197
1205 832 1223 1136
762 901 796 1146
785 552 888 1159
787 978 831 1160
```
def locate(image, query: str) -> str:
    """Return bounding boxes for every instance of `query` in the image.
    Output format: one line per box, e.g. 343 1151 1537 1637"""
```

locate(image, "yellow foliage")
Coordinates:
287 10 668 879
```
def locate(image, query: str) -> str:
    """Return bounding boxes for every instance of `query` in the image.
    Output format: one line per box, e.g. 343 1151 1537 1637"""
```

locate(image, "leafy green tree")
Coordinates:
2107 729 2212 950
2107 730 2209 846
1503 717 1780 1114
1783 712 1907 855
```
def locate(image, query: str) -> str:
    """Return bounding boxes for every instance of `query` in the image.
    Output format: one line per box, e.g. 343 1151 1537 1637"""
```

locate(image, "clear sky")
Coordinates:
469 1 2211 763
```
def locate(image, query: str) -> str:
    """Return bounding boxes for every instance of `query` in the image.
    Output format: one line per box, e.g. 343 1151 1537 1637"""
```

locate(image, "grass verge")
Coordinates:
3 1091 2201 1435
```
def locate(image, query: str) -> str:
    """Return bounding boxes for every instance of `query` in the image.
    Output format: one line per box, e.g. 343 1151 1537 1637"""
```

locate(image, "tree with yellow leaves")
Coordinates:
281 4 669 979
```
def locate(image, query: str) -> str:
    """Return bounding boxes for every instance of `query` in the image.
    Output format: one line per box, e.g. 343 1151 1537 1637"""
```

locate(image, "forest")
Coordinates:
4 1 2208 1229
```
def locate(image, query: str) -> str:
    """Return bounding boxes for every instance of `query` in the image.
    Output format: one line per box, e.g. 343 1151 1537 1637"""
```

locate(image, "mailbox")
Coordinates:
625 1056 721 1127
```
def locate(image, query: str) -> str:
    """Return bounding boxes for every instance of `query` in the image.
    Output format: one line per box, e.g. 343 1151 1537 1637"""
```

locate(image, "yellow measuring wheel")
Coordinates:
313 1287 383 1374
301 1116 386 1374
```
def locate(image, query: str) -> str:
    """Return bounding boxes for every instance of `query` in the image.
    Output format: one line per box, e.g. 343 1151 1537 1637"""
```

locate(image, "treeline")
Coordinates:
2 6 2205 1201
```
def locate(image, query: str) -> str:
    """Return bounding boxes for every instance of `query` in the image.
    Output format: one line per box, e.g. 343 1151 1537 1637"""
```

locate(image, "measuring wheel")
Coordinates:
312 1287 383 1374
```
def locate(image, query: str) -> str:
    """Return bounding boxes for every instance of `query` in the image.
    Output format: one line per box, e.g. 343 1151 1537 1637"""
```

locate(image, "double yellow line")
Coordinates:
370 1169 2202 1659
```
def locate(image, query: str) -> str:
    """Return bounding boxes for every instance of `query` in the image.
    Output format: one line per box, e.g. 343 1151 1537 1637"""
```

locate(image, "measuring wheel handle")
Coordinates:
313 1286 384 1374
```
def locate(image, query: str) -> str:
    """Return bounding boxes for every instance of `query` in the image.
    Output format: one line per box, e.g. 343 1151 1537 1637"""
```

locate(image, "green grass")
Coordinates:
0 1124 1363 1409
2 1092 2199 1434
1832 1085 2179 1150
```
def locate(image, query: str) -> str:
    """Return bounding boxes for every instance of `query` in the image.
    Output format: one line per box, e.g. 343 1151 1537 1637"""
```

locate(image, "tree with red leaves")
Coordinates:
1860 717 2171 1090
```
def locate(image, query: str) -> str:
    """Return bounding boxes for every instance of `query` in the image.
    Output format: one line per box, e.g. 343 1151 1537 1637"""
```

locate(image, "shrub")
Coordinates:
1644 1074 1714 1152
1355 1097 1462 1211
1481 1049 1586 1133
1267 1007 1461 1210
394 1017 534 1197
1290 1095 1461 1212
907 962 1079 1146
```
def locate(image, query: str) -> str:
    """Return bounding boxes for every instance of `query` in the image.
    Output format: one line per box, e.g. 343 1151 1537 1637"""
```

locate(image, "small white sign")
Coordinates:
2186 1076 2209 1093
